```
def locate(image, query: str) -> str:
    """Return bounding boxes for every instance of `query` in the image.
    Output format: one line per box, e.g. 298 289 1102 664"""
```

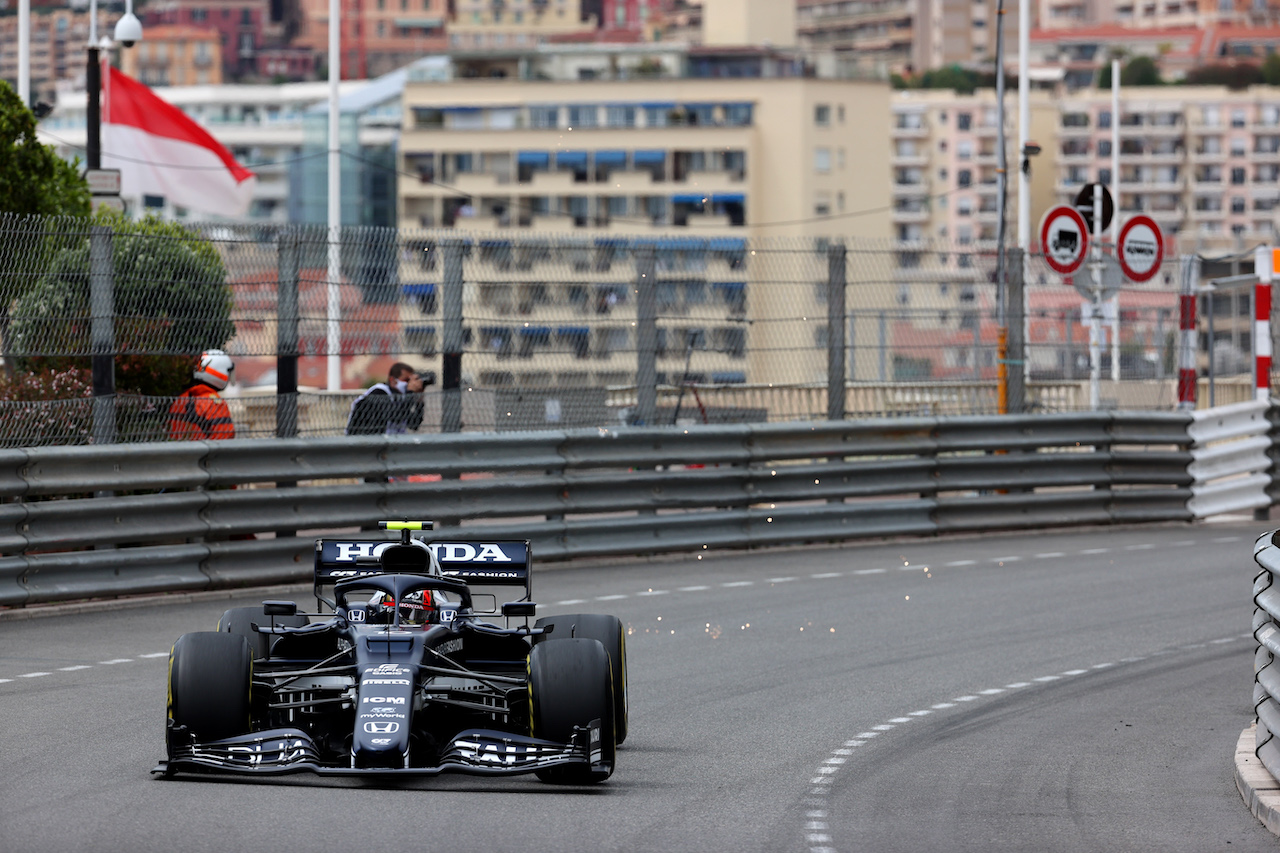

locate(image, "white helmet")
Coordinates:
194 349 234 391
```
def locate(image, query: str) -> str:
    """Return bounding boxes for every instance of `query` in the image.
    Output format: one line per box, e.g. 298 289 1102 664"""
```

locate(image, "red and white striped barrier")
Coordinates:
1178 271 1198 410
1257 247 1275 403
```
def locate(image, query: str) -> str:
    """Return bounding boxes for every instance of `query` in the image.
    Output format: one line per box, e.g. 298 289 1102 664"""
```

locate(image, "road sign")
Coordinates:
1073 254 1122 302
1039 204 1089 275
1117 215 1164 282
84 168 121 196
1074 183 1114 235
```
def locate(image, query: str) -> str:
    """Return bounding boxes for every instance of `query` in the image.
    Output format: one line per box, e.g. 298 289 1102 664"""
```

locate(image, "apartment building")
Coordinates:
0 7 118 105
117 25 223 87
395 26 892 390
292 0 448 79
1038 0 1280 30
1052 85 1280 254
448 0 598 48
796 0 1026 78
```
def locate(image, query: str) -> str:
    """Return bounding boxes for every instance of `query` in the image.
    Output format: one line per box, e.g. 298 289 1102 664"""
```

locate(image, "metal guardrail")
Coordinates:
0 411 1199 608
1188 400 1273 518
1251 533 1280 786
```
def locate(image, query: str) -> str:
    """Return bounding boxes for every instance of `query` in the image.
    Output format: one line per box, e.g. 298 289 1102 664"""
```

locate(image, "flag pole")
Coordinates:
18 0 30 109
326 0 342 391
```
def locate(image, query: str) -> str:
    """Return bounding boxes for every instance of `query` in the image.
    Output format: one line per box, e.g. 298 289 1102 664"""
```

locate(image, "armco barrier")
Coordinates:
1251 533 1280 789
0 411 1204 607
1188 400 1273 518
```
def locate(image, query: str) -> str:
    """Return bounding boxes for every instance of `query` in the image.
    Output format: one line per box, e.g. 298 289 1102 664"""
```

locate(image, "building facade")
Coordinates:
117 25 223 87
0 7 119 105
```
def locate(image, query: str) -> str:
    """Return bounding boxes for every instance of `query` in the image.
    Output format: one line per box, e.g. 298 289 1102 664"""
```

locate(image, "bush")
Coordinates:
0 367 93 447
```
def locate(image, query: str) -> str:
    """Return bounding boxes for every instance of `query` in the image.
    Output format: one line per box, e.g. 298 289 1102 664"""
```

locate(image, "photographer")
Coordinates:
345 362 434 436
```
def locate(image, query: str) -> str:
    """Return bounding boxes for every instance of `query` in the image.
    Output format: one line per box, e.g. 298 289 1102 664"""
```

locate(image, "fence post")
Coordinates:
1007 247 1026 414
826 243 847 421
441 238 465 434
1178 255 1198 411
276 227 300 439
635 244 657 426
89 224 116 447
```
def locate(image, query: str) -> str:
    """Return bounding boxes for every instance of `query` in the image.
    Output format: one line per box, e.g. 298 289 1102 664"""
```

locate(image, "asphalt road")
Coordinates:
0 520 1275 853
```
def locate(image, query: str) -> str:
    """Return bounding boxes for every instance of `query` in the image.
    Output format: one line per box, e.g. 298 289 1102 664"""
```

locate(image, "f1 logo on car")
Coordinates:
364 722 400 734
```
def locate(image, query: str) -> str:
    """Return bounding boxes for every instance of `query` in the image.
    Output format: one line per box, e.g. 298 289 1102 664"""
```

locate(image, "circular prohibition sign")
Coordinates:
1038 204 1089 275
1116 214 1164 283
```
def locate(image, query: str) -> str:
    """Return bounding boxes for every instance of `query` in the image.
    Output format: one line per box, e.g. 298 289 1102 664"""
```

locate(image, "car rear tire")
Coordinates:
534 613 628 745
217 605 309 660
167 631 252 759
528 638 615 784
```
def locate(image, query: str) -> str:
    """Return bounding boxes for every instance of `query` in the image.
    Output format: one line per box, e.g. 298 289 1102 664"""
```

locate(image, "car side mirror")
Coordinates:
502 601 536 618
263 600 298 616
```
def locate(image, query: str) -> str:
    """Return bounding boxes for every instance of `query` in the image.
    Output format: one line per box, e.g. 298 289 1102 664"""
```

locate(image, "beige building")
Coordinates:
118 25 223 87
448 0 598 48
396 27 893 389
796 0 1026 78
1052 85 1280 254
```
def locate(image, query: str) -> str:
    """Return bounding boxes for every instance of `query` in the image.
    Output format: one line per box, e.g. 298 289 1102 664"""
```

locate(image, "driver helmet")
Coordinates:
194 349 235 391
369 590 435 627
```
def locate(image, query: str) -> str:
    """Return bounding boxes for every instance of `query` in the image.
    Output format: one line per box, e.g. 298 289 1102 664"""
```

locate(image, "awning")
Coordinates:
712 371 747 384
633 150 666 164
712 193 745 205
478 239 511 249
556 326 590 336
519 326 551 338
517 151 550 166
406 325 436 335
402 283 436 296
556 150 588 166
713 282 746 293
594 237 629 248
708 237 747 252
594 150 627 165
672 193 709 205
640 237 707 251
393 16 443 27
480 326 510 337
638 102 676 110
440 106 483 113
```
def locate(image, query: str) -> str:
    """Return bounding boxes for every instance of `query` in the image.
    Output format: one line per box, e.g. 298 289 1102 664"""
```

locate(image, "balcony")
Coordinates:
892 180 931 196
891 208 930 223
1188 205 1224 221
1250 149 1280 164
1189 148 1226 164
892 121 929 139
891 152 929 166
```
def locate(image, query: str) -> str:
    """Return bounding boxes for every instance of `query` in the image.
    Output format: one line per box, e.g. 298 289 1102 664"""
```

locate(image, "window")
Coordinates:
1232 196 1246 213
957 169 972 188
957 112 972 131
1232 109 1247 128
606 106 636 128
1231 137 1247 156
1098 110 1112 129
529 106 558 129
1097 139 1111 157
957 140 973 160
724 104 753 126
567 105 598 128
815 147 832 173
1231 167 1246 184
815 104 831 126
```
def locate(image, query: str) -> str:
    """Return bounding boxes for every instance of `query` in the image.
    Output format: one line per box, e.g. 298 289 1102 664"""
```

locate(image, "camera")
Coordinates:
416 370 437 387
114 13 143 47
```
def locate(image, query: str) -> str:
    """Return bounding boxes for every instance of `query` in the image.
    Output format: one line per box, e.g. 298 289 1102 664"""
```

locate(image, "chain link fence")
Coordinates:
0 212 1256 446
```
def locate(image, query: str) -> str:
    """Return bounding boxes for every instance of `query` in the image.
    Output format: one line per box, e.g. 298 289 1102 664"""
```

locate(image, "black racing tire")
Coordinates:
528 638 615 784
167 631 252 759
217 605 309 660
534 613 628 745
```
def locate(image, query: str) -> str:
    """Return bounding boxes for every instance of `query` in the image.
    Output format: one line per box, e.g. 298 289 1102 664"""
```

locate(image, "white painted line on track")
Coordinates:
595 594 628 601
871 724 894 731
678 585 710 592
722 581 754 588
19 672 50 678
853 732 879 739
811 572 844 579
768 577 798 584
946 560 976 566
1171 540 1196 547
1035 552 1065 558
854 569 886 575
907 709 931 716
138 652 169 658
1212 536 1241 543
554 600 586 606
978 688 1004 695
931 702 957 709
888 717 912 723
99 659 133 665
1033 675 1060 682
1080 548 1110 555
1061 669 1087 676
954 695 978 702
1125 544 1154 550
1092 662 1114 668
636 590 669 596
1005 682 1031 689
992 556 1021 563
58 665 92 672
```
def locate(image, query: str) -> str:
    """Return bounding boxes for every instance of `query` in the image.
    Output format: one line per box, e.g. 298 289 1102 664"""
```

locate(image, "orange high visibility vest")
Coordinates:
168 384 235 441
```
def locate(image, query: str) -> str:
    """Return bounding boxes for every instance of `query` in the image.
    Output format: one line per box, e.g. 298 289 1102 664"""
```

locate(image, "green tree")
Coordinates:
8 208 234 398
1120 56 1163 86
0 80 90 217
1182 63 1263 89
1264 53 1280 85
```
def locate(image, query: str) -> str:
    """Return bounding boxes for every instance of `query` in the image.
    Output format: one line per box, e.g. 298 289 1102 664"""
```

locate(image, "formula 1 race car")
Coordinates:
153 522 626 783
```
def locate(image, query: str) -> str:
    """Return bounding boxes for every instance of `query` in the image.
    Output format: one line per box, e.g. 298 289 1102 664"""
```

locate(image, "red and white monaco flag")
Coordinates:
103 67 256 217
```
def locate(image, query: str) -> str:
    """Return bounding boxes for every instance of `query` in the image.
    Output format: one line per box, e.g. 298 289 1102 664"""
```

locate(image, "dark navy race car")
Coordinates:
154 521 626 783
